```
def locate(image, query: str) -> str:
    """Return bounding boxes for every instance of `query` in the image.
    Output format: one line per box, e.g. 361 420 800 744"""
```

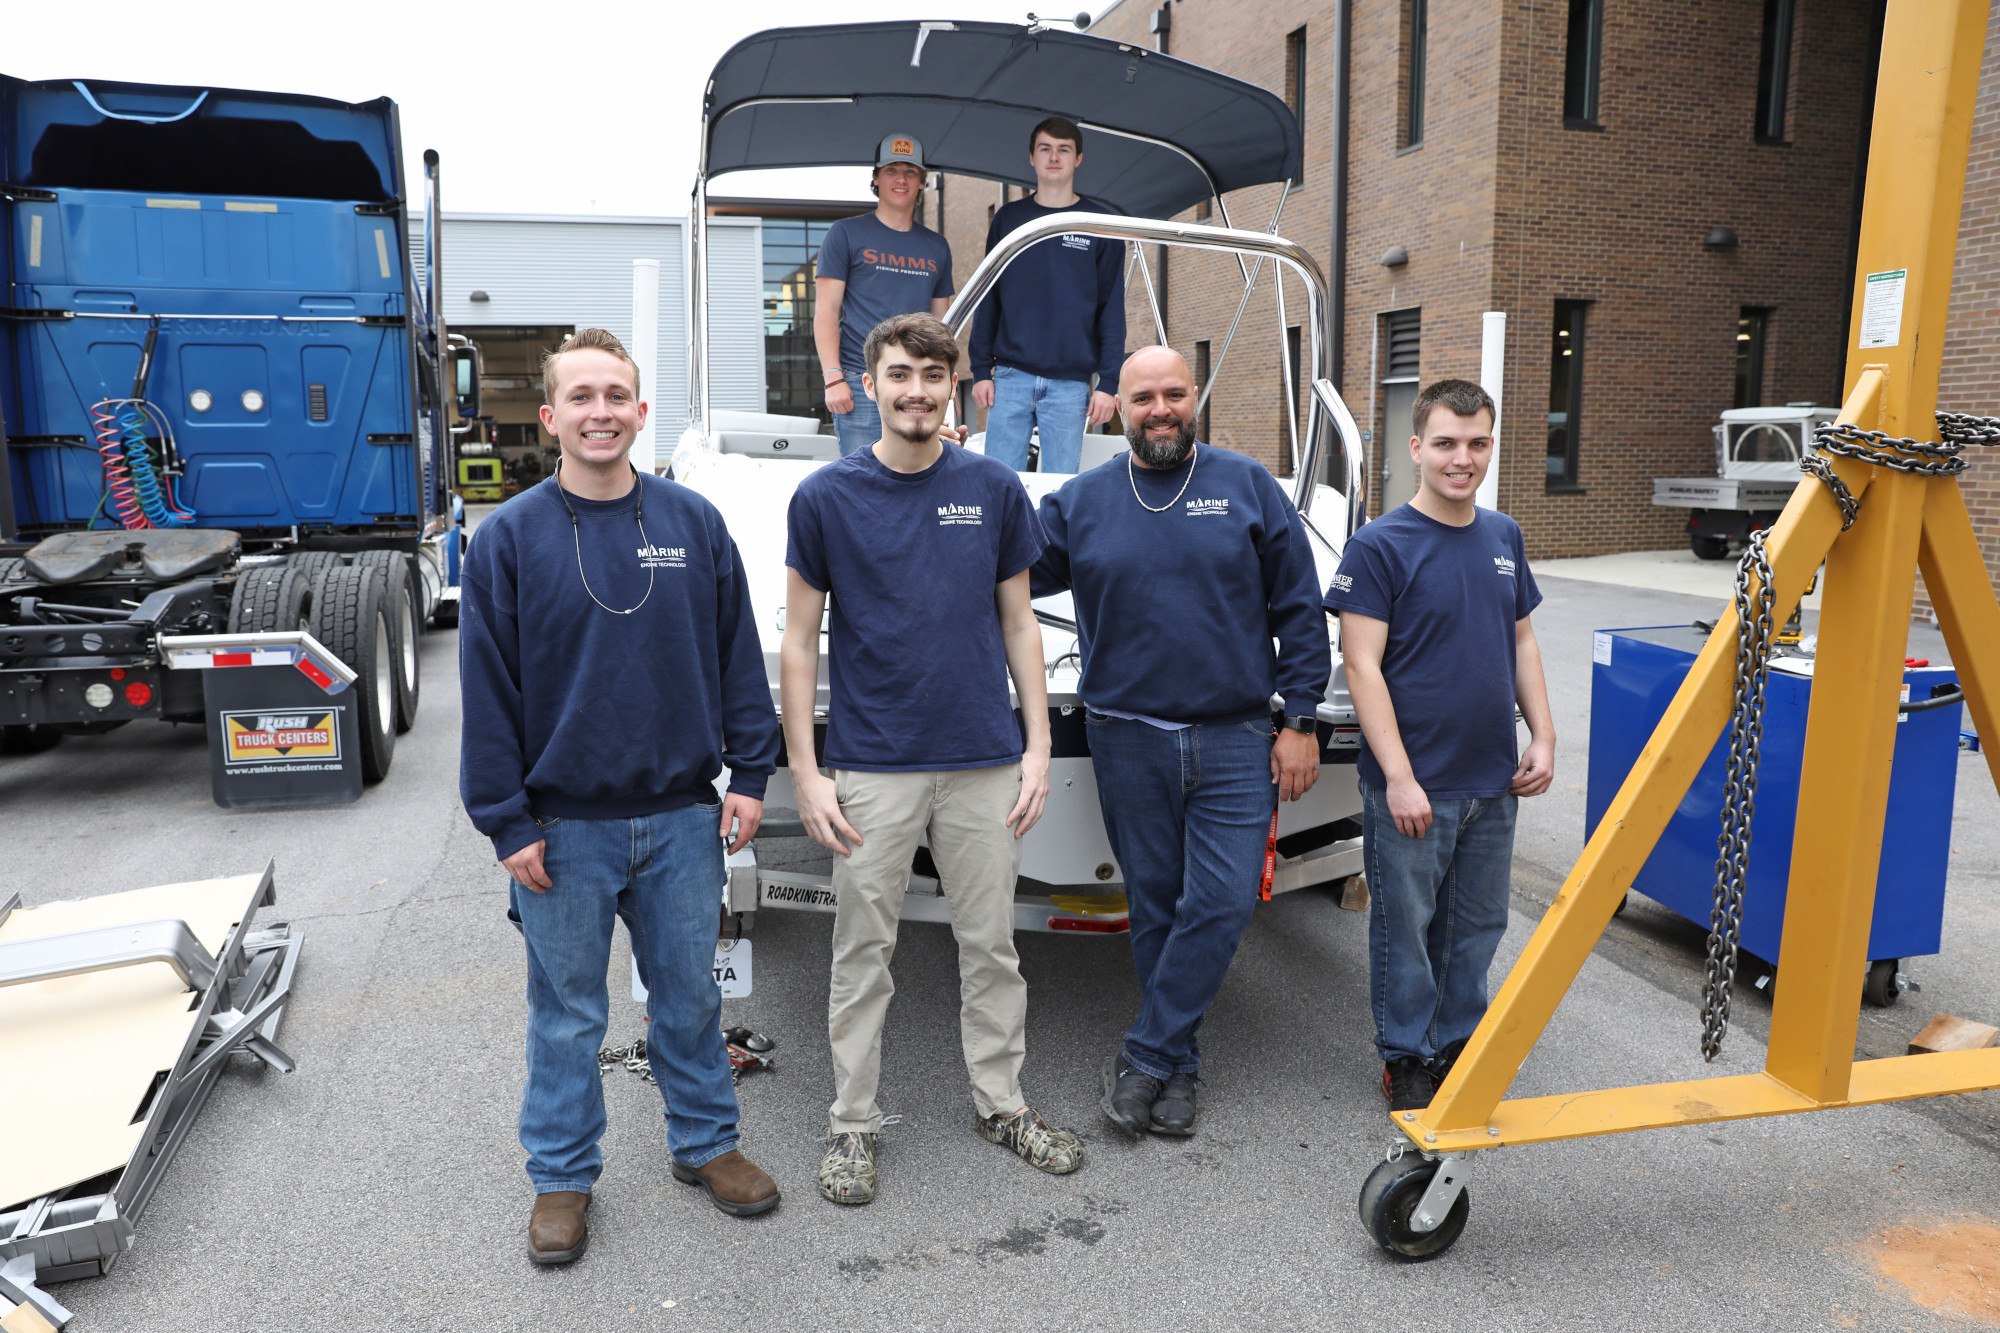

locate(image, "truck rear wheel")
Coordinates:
358 552 420 733
0 724 65 755
229 564 310 634
1690 533 1732 561
310 562 396 783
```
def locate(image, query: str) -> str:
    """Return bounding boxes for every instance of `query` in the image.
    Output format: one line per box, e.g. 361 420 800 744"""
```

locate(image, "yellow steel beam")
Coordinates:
1763 0 1987 1102
1409 1049 2000 1154
1918 482 2000 799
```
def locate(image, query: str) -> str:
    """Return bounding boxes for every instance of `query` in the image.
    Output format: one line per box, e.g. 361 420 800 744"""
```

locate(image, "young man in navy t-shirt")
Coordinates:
814 135 956 457
1323 379 1556 1114
781 312 1083 1206
969 115 1126 474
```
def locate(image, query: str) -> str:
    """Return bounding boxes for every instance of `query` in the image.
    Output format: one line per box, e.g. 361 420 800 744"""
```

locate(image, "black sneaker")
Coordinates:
1101 1054 1163 1138
1383 1057 1437 1113
1430 1038 1469 1086
1149 1071 1199 1136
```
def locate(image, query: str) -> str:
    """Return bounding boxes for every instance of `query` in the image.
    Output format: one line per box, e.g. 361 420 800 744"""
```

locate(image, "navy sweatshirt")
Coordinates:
969 195 1127 388
458 475 780 861
1031 446 1329 723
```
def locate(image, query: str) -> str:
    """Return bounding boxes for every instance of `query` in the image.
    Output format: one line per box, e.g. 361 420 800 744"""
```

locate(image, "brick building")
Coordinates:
931 0 2000 580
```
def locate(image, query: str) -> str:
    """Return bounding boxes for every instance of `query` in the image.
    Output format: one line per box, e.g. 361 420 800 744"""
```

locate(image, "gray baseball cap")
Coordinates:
875 134 926 170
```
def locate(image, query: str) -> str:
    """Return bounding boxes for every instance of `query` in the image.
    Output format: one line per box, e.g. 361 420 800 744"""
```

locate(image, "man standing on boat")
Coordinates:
460 328 784 1264
969 116 1126 473
815 135 957 456
1032 345 1328 1138
782 312 1083 1205
1323 379 1555 1113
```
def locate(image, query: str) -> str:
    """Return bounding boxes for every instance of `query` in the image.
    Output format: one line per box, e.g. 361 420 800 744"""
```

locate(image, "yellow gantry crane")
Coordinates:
1361 0 2000 1259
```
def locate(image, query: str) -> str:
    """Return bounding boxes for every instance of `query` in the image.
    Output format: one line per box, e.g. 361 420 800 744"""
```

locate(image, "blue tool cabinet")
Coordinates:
1586 625 1963 1001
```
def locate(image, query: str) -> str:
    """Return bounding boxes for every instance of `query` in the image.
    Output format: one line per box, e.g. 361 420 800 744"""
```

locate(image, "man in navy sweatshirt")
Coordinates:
782 312 1082 1207
459 328 784 1263
1032 345 1329 1138
970 116 1126 475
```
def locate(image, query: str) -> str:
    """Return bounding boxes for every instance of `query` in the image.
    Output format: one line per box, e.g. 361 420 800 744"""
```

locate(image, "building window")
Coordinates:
1404 0 1428 148
1547 301 1589 490
1378 310 1422 512
1756 0 1795 144
1736 308 1772 409
1194 197 1212 221
1195 338 1212 442
760 216 841 423
1286 26 1308 180
1564 0 1604 128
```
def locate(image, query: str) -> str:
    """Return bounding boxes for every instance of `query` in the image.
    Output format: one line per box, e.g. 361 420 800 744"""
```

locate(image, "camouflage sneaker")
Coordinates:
977 1105 1084 1175
817 1131 877 1206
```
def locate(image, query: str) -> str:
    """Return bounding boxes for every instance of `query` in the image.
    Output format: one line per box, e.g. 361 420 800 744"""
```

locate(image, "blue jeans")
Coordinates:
507 807 737 1193
833 368 881 457
1087 711 1276 1078
982 365 1092 473
1361 782 1519 1065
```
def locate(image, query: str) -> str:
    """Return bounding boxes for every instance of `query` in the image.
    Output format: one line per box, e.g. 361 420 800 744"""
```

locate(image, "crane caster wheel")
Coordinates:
1359 1151 1469 1261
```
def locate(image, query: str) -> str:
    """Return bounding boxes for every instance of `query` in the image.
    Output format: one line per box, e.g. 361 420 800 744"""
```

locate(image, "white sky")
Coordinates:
9 0 1107 216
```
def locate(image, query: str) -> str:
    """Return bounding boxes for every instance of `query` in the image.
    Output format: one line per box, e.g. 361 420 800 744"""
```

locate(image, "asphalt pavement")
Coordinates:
7 563 2000 1332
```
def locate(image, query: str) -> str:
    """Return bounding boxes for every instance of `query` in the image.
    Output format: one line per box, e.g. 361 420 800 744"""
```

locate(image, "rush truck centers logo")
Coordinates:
223 709 342 765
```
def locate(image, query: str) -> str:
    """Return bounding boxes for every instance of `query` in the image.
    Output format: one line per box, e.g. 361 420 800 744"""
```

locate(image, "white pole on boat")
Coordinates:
1477 310 1505 511
632 258 660 473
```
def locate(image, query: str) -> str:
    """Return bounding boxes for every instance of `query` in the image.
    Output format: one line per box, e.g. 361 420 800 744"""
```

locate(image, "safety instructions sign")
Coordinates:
1859 268 1907 349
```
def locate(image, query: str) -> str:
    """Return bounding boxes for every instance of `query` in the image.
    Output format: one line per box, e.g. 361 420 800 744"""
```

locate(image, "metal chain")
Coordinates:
1701 528 1777 1061
1798 455 1859 530
1698 409 1997 1058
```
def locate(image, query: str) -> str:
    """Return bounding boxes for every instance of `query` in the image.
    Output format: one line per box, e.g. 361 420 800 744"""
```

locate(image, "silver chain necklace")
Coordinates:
1128 440 1199 512
554 462 654 616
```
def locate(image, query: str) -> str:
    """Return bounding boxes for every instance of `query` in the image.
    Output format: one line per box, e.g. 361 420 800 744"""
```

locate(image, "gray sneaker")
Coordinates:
977 1105 1084 1175
817 1131 877 1205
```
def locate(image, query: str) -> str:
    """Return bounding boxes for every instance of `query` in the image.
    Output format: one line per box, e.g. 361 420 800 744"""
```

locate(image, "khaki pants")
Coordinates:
826 764 1028 1133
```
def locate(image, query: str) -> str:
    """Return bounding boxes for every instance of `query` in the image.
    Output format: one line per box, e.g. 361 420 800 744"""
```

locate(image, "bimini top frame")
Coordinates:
685 19 1305 447
944 209 1364 537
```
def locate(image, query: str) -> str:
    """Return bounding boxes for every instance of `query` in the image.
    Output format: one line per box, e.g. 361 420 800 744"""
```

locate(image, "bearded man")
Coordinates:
1030 345 1329 1139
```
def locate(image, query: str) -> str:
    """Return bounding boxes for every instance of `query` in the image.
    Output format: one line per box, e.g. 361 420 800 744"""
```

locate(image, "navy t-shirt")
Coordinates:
1322 504 1542 798
786 445 1044 771
818 214 956 371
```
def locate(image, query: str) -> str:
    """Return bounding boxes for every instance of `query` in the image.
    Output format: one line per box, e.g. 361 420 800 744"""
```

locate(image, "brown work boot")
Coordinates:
527 1190 589 1265
671 1149 781 1217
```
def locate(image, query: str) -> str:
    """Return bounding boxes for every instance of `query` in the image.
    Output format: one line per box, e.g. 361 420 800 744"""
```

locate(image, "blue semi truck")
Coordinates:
0 74 479 782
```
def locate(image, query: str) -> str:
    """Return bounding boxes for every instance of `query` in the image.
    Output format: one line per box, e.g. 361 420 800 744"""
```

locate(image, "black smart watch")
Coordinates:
1281 714 1317 734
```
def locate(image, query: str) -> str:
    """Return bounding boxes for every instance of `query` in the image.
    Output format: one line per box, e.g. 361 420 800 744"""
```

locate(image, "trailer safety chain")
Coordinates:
1702 528 1777 1061
598 1028 777 1088
1701 410 1998 1058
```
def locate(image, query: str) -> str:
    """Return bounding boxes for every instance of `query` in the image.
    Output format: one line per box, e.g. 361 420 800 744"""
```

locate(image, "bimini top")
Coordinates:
702 20 1303 219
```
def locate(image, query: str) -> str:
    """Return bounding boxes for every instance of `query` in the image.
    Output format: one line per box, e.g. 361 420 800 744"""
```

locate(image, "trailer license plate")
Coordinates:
629 939 752 1002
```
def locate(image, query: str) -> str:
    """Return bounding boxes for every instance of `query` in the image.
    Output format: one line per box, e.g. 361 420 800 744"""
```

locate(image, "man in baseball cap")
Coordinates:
813 133 957 455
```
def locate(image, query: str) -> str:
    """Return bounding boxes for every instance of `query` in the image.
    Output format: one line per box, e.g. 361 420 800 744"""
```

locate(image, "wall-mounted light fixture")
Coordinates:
1379 244 1409 268
1703 226 1739 250
469 290 491 302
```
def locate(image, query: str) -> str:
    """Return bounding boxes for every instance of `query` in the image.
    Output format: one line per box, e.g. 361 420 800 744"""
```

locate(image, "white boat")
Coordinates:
676 19 1371 933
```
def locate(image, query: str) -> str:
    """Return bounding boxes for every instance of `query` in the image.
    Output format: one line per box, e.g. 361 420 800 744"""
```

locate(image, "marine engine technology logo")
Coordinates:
1493 555 1517 578
937 502 985 527
223 709 341 765
1185 498 1230 517
638 544 688 569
